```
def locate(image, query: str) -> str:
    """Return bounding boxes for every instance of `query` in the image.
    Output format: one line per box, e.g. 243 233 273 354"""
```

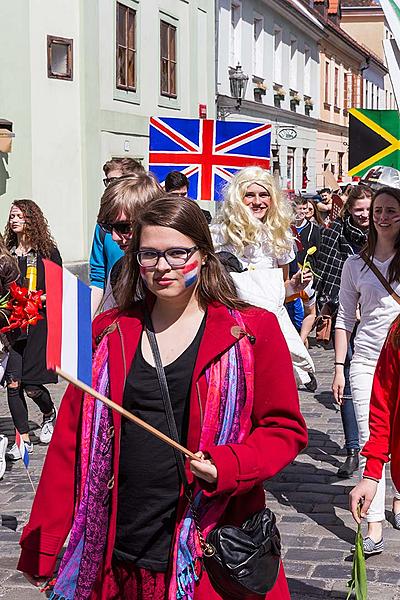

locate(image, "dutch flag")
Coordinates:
15 429 29 468
43 260 92 386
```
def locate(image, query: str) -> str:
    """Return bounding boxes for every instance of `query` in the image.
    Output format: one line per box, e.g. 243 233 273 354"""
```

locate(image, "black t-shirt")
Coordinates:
114 318 205 571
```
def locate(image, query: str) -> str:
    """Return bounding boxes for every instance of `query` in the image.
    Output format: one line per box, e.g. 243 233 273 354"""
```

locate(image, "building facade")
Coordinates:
216 0 324 193
341 0 396 110
0 0 215 267
312 0 388 188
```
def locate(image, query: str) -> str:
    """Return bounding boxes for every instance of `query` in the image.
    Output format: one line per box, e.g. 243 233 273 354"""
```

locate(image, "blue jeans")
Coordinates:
340 328 360 452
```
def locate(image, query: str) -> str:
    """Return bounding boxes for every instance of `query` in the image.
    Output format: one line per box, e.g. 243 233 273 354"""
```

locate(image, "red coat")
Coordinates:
17 302 307 599
362 330 400 490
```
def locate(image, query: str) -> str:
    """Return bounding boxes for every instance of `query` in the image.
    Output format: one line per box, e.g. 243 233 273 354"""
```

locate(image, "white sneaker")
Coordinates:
0 435 8 479
6 440 34 461
39 407 57 444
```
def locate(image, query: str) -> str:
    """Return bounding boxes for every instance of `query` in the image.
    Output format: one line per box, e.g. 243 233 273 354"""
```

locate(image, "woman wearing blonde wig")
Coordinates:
211 166 315 385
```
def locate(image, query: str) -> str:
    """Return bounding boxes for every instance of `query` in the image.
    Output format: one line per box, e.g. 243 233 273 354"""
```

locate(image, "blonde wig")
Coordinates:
214 167 294 258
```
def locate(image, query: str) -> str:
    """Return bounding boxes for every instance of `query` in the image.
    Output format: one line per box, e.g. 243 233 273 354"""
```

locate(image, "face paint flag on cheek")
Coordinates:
182 260 199 288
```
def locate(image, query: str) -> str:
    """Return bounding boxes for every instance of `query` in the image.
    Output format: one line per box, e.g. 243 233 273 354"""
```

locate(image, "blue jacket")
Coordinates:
89 224 123 290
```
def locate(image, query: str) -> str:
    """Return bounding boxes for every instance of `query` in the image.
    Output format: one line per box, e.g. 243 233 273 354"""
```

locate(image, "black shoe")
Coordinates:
337 450 359 478
304 372 317 392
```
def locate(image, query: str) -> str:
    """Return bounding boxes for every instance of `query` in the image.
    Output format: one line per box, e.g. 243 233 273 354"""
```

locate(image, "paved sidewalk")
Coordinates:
0 345 399 598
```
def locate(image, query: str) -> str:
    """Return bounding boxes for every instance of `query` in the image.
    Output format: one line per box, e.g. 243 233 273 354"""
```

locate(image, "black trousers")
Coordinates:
5 340 54 435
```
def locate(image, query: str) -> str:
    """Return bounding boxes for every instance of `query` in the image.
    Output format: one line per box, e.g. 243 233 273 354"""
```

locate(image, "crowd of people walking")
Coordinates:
0 158 399 598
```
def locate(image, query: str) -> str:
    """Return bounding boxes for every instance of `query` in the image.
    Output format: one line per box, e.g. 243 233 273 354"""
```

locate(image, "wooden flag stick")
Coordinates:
55 367 199 461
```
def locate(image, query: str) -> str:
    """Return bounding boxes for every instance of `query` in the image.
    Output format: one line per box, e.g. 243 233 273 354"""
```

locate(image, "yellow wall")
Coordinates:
341 16 385 61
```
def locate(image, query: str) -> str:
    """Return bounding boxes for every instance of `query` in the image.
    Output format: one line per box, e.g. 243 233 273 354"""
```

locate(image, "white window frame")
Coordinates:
158 11 180 110
273 26 282 85
252 12 264 77
113 0 140 105
304 45 311 97
289 36 298 91
230 0 242 68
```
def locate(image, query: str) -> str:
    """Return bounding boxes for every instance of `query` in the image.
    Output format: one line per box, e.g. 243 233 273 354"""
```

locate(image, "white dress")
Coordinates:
211 226 315 385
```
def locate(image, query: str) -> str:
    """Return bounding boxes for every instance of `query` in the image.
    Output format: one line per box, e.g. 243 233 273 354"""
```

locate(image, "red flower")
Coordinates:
0 284 44 334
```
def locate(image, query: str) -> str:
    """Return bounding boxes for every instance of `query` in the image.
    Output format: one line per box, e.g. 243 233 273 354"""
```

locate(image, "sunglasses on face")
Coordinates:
103 174 138 187
136 246 198 268
99 221 132 235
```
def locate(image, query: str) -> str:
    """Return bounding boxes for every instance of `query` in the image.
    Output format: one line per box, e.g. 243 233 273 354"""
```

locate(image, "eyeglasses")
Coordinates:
103 174 138 187
169 191 187 198
136 246 198 268
99 221 132 235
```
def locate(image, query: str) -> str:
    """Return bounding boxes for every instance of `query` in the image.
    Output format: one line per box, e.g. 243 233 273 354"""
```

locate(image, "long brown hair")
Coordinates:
5 199 57 258
339 184 372 219
363 186 400 284
114 195 248 312
389 314 400 349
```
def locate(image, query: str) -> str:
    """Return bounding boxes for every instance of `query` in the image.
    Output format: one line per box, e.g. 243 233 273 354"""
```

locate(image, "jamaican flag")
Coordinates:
348 109 400 177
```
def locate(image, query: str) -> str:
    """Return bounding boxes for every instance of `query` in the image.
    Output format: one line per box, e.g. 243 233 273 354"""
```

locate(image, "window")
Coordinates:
351 73 362 108
160 20 177 97
334 66 339 107
324 61 330 104
344 72 351 111
304 46 311 96
289 37 297 91
338 152 344 181
253 15 263 76
287 147 295 190
302 148 309 189
273 27 282 85
47 36 73 80
230 1 241 67
116 2 136 91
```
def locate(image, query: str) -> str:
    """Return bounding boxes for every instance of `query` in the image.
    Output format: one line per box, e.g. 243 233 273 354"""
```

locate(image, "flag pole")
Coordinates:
55 367 199 461
25 468 36 494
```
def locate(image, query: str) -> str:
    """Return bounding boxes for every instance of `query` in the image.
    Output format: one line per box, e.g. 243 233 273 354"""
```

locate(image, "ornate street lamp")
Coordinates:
217 64 249 120
229 64 249 108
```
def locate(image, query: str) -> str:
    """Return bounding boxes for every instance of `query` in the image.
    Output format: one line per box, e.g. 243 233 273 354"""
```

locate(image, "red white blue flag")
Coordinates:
44 260 92 386
15 429 29 468
149 117 271 201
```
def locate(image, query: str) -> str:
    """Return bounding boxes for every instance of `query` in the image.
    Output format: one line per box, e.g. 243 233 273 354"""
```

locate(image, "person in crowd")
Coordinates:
305 198 325 227
0 234 20 479
212 167 300 288
316 188 333 223
349 315 400 533
98 172 164 311
90 158 145 315
288 196 321 348
165 170 212 224
317 185 372 478
164 171 189 197
18 196 307 600
333 186 400 554
3 200 62 460
211 166 315 387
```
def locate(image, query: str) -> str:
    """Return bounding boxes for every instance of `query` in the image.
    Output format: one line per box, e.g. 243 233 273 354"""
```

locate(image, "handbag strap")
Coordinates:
143 311 213 555
360 251 400 306
143 311 190 492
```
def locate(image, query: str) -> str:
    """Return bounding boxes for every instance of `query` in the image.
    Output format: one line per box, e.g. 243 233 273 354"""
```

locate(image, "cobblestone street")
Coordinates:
0 344 399 599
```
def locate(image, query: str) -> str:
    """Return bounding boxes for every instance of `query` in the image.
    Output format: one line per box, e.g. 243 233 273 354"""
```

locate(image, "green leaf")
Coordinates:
346 517 367 599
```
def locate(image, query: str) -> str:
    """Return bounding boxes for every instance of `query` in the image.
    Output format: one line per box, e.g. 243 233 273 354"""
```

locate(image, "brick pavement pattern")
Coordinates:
0 345 399 598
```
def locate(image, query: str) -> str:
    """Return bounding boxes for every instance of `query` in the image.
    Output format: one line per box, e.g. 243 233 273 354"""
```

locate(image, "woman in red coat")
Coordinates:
350 316 400 525
18 196 307 600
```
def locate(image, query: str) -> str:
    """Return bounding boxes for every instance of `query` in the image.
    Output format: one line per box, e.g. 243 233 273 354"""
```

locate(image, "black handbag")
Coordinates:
144 314 281 598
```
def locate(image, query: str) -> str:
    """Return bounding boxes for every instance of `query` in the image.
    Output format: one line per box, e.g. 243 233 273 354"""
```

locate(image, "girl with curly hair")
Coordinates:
4 200 62 461
211 167 315 386
212 167 294 273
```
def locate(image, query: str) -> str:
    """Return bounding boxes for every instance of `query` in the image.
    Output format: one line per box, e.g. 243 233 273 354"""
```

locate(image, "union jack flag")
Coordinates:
149 117 271 202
